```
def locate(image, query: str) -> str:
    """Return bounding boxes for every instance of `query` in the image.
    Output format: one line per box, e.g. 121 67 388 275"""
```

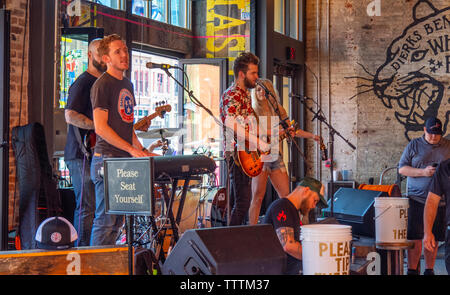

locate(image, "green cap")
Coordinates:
298 177 328 208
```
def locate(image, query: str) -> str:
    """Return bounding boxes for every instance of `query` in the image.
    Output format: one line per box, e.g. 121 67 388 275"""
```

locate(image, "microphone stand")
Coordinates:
160 67 234 224
290 94 356 216
258 83 307 168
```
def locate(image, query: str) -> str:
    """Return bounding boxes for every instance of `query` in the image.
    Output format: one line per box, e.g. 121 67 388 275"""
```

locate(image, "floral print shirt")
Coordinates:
220 83 257 152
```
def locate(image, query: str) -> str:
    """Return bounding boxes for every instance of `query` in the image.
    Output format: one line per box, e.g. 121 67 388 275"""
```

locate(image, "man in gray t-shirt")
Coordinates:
399 117 450 275
89 34 153 246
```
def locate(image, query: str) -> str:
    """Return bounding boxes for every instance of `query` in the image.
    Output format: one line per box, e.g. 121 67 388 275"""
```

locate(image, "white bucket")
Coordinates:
374 197 409 244
300 224 352 275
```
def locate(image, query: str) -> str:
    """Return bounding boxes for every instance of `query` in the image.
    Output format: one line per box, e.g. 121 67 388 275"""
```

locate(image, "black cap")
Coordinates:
298 177 328 208
35 216 78 250
425 117 443 135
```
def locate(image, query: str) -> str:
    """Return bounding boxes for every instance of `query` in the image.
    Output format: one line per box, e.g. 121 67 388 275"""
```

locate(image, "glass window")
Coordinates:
152 0 167 23
131 0 147 16
131 50 181 154
274 0 285 34
90 0 124 10
289 0 298 39
171 0 186 27
182 63 222 158
60 36 88 108
131 0 189 28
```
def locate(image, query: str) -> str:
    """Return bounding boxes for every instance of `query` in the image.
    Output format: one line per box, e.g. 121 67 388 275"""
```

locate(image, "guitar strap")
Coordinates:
74 126 91 159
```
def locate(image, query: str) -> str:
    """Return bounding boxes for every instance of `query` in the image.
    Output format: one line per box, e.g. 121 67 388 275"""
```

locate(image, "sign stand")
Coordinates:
126 215 133 275
103 157 155 275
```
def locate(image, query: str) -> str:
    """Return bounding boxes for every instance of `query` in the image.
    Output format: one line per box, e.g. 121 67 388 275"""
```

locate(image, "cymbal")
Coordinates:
137 128 181 139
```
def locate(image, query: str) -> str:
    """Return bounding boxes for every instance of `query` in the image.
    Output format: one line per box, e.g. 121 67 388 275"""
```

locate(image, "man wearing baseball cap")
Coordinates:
263 177 327 275
398 117 450 275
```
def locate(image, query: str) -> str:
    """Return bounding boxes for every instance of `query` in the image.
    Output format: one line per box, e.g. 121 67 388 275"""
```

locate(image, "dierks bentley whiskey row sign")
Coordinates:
104 157 154 215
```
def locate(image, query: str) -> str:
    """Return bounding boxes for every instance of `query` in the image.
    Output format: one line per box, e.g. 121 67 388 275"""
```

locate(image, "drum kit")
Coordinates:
128 127 227 258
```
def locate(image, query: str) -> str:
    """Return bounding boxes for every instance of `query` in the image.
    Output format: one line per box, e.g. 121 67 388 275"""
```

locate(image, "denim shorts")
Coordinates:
262 155 287 173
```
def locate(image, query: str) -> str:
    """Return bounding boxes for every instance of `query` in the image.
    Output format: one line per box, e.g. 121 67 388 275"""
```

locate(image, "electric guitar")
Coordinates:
83 129 97 157
236 121 295 178
80 103 171 157
134 104 172 131
237 121 326 177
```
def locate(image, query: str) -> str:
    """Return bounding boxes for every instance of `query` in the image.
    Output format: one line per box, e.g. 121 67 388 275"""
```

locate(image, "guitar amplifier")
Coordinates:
322 188 387 237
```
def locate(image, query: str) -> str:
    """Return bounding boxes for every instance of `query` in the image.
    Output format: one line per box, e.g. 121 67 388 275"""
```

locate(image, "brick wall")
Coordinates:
6 0 29 230
305 0 450 195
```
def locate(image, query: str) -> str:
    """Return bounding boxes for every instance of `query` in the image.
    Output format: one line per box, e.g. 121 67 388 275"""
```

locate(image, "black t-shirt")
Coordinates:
91 72 136 158
429 158 450 226
64 71 97 161
263 198 301 275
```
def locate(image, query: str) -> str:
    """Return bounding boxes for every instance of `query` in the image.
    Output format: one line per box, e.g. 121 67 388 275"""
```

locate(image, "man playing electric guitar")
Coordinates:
220 52 271 226
64 38 106 246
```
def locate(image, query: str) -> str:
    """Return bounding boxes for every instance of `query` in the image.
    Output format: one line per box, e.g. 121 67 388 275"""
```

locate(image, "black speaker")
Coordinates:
322 188 387 237
162 225 286 275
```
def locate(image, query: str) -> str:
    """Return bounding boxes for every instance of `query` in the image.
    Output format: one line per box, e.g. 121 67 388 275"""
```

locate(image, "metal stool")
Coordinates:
376 241 414 275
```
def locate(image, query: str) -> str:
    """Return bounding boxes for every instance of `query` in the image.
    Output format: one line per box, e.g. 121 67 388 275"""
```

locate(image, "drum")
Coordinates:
171 189 201 234
199 187 227 228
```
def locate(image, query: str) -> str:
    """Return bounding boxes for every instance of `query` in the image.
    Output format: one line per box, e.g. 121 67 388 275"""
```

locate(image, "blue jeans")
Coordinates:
66 158 95 247
90 155 124 246
446 228 450 274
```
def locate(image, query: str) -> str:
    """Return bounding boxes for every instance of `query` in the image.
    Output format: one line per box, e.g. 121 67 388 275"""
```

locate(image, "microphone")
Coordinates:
146 62 176 70
255 79 271 94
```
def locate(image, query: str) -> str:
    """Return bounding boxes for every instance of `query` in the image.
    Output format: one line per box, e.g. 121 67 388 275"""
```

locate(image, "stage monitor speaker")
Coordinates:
322 188 387 237
162 225 286 275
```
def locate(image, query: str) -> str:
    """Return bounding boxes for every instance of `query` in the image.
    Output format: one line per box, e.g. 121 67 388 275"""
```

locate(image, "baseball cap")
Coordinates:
425 117 443 135
298 177 328 208
35 216 78 250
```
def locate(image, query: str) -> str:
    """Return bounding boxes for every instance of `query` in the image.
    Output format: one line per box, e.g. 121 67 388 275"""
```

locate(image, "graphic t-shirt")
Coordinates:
64 71 97 161
91 72 135 158
263 198 301 275
398 136 450 202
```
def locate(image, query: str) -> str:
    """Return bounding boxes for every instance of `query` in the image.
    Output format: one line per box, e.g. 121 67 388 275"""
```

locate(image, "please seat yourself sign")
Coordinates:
103 157 154 215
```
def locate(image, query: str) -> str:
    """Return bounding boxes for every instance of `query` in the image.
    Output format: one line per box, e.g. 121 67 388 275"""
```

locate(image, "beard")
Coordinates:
299 199 311 216
244 76 256 89
92 58 107 73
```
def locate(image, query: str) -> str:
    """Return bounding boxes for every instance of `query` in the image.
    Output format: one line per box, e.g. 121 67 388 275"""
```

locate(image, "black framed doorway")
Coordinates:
0 9 10 251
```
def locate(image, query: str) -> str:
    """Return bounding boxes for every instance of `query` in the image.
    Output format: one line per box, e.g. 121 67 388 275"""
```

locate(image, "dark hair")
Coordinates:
233 52 260 78
98 34 124 57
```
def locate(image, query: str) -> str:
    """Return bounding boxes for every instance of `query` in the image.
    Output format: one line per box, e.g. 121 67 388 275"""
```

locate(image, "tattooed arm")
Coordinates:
65 109 95 130
276 227 302 260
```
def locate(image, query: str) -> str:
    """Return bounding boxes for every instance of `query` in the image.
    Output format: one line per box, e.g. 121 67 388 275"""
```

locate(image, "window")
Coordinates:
131 0 190 29
289 0 298 39
170 0 187 27
90 0 125 10
60 37 88 108
131 50 181 153
274 0 303 40
274 0 285 34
